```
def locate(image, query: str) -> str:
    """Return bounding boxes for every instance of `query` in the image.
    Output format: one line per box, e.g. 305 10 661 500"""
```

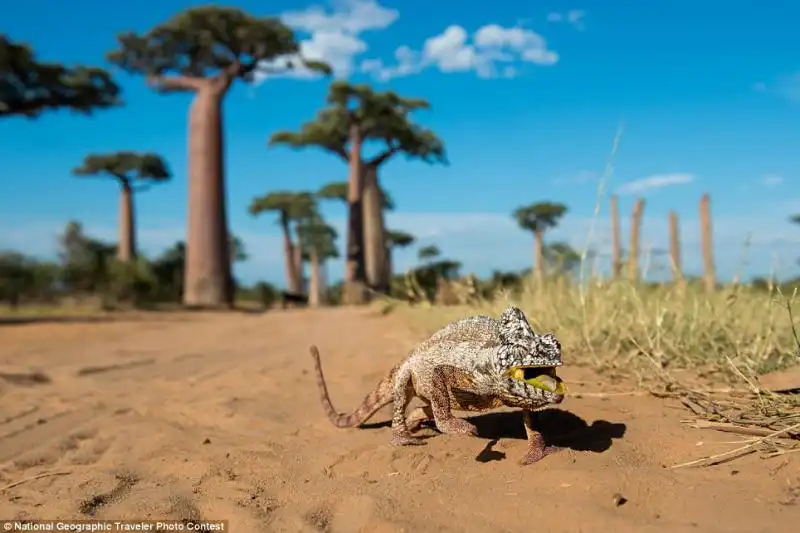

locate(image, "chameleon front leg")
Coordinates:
428 366 479 437
519 409 562 465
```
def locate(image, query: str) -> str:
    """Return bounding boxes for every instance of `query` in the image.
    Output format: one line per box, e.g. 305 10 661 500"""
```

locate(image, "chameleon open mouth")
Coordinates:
508 366 566 395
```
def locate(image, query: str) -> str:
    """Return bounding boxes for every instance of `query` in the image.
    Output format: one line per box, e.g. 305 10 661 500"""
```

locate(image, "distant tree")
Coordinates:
270 81 446 302
248 191 315 293
1 36 121 118
513 202 568 284
418 244 441 263
296 212 339 306
107 6 331 308
543 241 581 276
73 152 171 262
229 233 248 263
385 229 415 278
56 221 116 296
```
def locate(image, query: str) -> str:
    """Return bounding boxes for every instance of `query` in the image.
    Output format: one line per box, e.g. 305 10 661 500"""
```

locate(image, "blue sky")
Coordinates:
3 0 799 287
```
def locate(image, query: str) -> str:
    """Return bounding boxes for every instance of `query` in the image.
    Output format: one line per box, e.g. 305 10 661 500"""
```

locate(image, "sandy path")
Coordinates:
0 308 797 532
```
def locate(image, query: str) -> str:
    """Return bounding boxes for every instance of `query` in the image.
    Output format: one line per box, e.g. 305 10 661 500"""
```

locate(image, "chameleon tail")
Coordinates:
310 345 395 428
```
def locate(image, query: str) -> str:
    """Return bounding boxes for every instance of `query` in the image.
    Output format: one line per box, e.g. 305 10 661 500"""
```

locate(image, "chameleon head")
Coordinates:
494 306 566 406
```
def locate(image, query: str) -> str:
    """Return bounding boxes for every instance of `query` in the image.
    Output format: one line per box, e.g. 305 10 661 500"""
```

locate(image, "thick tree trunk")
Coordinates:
293 244 305 294
386 246 393 283
668 210 683 283
534 229 544 285
362 164 389 294
628 198 645 283
700 193 716 292
279 213 301 294
610 194 622 279
183 83 232 308
308 249 320 308
319 260 329 305
342 125 367 305
117 181 136 262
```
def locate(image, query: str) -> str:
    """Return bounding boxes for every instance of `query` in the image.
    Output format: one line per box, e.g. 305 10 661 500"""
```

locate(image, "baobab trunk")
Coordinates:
183 84 233 308
628 198 645 283
319 260 329 305
534 229 545 285
342 126 368 305
279 214 301 294
308 248 320 307
293 243 305 294
610 194 622 279
362 165 389 293
700 193 716 292
117 181 136 262
668 210 683 283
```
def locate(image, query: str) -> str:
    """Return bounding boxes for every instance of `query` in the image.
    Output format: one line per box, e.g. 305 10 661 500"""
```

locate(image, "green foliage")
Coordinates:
417 244 441 262
106 6 330 83
316 181 395 210
269 82 447 166
0 36 122 118
248 191 316 221
386 230 415 250
296 214 339 262
73 152 171 187
513 202 568 233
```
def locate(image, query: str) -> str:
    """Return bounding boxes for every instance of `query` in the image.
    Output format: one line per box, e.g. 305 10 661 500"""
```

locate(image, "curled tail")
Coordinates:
310 345 396 428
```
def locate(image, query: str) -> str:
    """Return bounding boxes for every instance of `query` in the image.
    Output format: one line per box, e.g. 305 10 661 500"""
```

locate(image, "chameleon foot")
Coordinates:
518 444 563 465
436 418 479 437
390 435 427 446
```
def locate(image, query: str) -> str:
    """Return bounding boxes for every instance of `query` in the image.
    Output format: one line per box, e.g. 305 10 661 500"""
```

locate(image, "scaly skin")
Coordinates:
310 306 566 465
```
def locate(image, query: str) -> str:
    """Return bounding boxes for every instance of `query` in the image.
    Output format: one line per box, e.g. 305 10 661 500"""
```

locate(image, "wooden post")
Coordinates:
628 198 645 283
610 194 622 279
700 193 716 292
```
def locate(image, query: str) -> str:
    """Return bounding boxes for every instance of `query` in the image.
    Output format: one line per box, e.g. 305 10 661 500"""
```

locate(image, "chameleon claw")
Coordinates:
390 435 427 446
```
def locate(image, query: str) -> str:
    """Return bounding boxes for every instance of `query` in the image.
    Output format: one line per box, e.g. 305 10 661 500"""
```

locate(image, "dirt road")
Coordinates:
0 308 797 532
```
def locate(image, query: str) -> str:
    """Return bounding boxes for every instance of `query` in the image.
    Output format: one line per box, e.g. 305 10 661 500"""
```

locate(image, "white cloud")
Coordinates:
547 9 586 30
762 174 784 187
617 173 694 195
361 23 558 81
255 0 399 81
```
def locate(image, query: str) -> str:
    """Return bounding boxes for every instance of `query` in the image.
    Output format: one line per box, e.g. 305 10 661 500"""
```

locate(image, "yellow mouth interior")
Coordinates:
509 366 567 395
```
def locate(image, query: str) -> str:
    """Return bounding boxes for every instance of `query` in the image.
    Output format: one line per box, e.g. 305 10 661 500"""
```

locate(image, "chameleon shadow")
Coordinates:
466 408 627 454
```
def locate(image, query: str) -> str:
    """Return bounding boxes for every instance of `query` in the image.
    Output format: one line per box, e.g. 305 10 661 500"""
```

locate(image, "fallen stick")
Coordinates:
671 422 800 469
689 420 800 440
0 471 71 492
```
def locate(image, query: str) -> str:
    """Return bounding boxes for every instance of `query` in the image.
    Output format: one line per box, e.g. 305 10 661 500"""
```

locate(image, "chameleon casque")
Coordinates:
310 305 567 465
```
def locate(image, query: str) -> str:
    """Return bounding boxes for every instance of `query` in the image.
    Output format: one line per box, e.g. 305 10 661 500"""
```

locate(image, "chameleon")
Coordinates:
310 305 566 465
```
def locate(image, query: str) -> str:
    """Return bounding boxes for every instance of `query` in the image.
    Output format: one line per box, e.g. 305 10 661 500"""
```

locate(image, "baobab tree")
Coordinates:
248 191 315 294
385 229 415 279
513 202 569 284
269 81 445 303
296 213 338 307
106 6 331 308
72 152 171 262
1 36 121 118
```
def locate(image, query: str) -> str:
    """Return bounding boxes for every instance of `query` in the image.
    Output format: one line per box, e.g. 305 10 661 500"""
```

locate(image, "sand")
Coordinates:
0 307 798 532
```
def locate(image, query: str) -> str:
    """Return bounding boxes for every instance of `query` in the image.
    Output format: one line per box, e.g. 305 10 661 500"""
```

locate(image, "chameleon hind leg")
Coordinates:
428 366 478 437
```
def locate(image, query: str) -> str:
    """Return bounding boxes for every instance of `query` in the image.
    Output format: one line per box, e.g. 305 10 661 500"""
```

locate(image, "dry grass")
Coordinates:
394 279 800 384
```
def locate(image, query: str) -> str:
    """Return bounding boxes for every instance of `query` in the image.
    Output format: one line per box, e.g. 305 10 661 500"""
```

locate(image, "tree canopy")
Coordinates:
106 6 331 90
418 244 441 262
1 36 121 118
386 230 415 249
297 214 339 262
268 81 447 165
317 181 395 210
73 152 171 188
513 202 569 233
248 191 316 221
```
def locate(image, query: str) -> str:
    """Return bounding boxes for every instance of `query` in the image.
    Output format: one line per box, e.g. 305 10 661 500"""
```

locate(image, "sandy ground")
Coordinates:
0 307 798 532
